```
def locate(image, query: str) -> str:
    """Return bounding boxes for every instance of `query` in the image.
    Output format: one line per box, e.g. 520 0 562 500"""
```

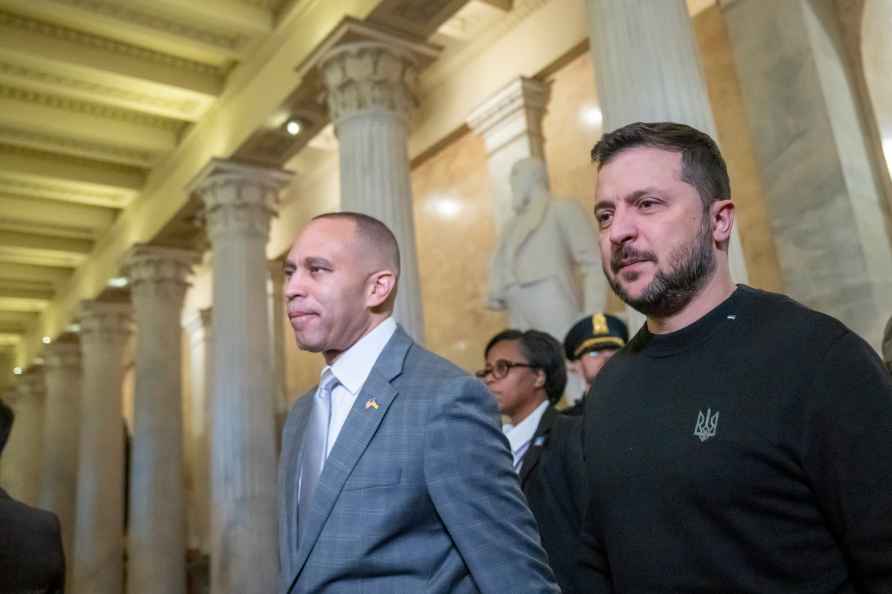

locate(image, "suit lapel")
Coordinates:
279 393 314 575
288 327 412 592
519 406 555 488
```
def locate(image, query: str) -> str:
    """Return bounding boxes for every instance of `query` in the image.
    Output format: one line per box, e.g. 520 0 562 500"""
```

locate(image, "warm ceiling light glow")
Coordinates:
13 367 22 375
428 195 463 219
108 276 128 288
42 336 51 344
66 323 81 333
580 105 603 128
285 118 302 136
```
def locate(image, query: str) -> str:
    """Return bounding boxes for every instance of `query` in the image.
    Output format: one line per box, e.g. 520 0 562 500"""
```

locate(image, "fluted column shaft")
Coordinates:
3 369 46 504
321 42 425 342
588 0 748 328
40 341 82 580
190 159 292 594
125 245 196 594
72 301 131 594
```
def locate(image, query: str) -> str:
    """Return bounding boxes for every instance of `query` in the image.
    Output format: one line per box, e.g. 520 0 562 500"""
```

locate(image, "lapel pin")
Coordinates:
533 436 546 447
365 398 380 410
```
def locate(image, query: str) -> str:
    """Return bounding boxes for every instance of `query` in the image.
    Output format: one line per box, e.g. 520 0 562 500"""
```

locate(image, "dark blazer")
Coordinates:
0 488 65 594
520 407 588 594
278 326 559 594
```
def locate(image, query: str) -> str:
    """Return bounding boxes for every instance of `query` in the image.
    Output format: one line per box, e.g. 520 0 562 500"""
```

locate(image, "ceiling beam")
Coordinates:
0 229 92 268
0 9 224 98
0 87 179 156
0 263 72 287
0 193 117 239
130 0 273 38
0 145 145 193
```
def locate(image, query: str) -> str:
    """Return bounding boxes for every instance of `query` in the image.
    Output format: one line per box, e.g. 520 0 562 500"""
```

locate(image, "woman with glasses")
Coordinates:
477 329 587 594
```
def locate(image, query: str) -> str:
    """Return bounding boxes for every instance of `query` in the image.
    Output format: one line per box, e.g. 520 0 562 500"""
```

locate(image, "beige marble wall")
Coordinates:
693 6 783 292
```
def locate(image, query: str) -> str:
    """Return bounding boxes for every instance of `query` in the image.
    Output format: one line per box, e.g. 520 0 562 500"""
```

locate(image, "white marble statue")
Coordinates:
487 157 607 342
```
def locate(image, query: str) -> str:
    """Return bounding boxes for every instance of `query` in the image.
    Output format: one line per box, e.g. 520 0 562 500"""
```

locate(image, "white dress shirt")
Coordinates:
502 400 549 472
322 317 397 457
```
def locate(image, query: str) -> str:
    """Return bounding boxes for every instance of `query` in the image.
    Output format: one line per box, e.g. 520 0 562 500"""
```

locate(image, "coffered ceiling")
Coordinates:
0 0 293 365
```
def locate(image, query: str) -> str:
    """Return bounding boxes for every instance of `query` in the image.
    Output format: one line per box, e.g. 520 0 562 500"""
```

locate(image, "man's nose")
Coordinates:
608 209 637 246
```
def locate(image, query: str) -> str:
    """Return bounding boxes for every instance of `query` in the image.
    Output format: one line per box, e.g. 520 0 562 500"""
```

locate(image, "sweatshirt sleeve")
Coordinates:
801 329 892 593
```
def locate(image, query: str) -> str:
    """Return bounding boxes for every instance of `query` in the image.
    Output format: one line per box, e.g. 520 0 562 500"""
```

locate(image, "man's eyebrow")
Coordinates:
304 256 333 268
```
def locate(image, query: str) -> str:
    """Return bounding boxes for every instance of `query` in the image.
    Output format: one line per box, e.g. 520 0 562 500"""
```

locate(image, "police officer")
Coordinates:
562 313 628 415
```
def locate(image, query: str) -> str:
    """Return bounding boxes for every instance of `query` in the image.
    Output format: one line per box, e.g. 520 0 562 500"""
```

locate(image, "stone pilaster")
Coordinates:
189 159 292 594
723 0 892 348
39 339 82 583
124 245 197 594
72 300 132 594
2 368 45 504
587 0 748 331
320 41 426 341
467 76 549 232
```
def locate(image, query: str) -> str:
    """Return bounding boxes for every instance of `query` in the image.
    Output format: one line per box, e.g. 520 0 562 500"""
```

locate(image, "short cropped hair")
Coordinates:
313 211 401 274
591 121 731 208
485 329 567 404
0 399 14 455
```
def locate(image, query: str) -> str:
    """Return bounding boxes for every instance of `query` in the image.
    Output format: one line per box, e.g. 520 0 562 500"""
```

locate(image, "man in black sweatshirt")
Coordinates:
579 121 892 594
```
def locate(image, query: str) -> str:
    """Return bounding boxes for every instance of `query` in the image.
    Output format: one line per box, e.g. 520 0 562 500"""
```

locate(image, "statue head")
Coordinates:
884 315 892 373
509 157 549 214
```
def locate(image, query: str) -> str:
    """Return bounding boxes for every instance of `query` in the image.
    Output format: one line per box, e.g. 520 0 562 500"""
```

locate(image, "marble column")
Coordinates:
467 76 549 232
267 259 288 450
2 368 45 504
183 307 212 555
319 41 425 342
723 0 892 348
72 300 132 594
587 0 749 329
39 339 82 578
189 159 292 594
124 245 197 594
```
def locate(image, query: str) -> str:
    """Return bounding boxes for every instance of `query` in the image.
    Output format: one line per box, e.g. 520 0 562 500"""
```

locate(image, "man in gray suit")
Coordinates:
278 212 559 594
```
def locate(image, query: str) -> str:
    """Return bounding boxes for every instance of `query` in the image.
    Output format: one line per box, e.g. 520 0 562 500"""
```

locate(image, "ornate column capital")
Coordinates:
44 341 81 371
79 301 133 346
125 244 198 305
466 76 549 156
320 42 419 125
187 158 293 242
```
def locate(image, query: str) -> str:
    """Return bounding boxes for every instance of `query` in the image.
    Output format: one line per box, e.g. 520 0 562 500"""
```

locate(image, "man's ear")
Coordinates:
711 199 734 243
366 270 396 309
534 369 546 388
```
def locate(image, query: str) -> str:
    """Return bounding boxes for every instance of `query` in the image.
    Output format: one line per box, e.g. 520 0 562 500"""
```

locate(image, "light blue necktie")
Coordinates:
297 369 338 539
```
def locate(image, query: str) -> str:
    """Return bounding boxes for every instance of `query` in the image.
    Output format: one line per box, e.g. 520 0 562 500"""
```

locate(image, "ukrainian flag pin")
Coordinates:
365 399 380 410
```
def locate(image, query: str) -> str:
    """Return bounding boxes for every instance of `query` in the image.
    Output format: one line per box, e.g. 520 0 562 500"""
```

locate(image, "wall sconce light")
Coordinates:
284 117 303 136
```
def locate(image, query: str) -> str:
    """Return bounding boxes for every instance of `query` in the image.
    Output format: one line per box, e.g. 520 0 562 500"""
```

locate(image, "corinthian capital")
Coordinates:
320 42 418 124
188 158 293 242
79 300 132 346
124 244 198 305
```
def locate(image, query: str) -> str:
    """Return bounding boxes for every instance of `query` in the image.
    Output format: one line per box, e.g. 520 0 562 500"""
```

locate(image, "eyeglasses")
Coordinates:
475 359 538 380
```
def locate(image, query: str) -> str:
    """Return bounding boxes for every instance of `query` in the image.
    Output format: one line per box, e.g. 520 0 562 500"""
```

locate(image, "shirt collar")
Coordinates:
504 399 549 455
326 317 397 395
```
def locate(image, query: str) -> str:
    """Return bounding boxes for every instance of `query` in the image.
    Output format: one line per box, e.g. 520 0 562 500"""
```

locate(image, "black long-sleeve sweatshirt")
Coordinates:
580 285 892 594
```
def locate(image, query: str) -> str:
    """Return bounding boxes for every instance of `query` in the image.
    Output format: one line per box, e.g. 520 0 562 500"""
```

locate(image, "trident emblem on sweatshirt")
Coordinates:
693 408 720 442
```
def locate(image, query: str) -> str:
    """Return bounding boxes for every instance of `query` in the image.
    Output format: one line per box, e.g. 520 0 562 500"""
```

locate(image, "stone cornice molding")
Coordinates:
0 125 155 167
79 300 132 346
188 158 293 241
466 76 548 155
0 61 201 119
49 0 245 52
0 84 184 132
44 341 82 370
124 244 198 305
320 42 419 125
0 10 223 77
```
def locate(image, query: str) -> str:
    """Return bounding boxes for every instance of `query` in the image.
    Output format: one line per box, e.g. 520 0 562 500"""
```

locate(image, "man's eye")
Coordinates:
639 199 658 210
595 211 613 227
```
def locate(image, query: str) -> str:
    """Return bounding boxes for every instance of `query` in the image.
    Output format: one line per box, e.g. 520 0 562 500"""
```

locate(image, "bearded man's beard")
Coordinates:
605 216 716 318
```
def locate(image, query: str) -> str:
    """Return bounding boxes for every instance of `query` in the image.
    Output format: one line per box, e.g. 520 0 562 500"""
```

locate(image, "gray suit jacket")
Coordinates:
278 326 559 594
